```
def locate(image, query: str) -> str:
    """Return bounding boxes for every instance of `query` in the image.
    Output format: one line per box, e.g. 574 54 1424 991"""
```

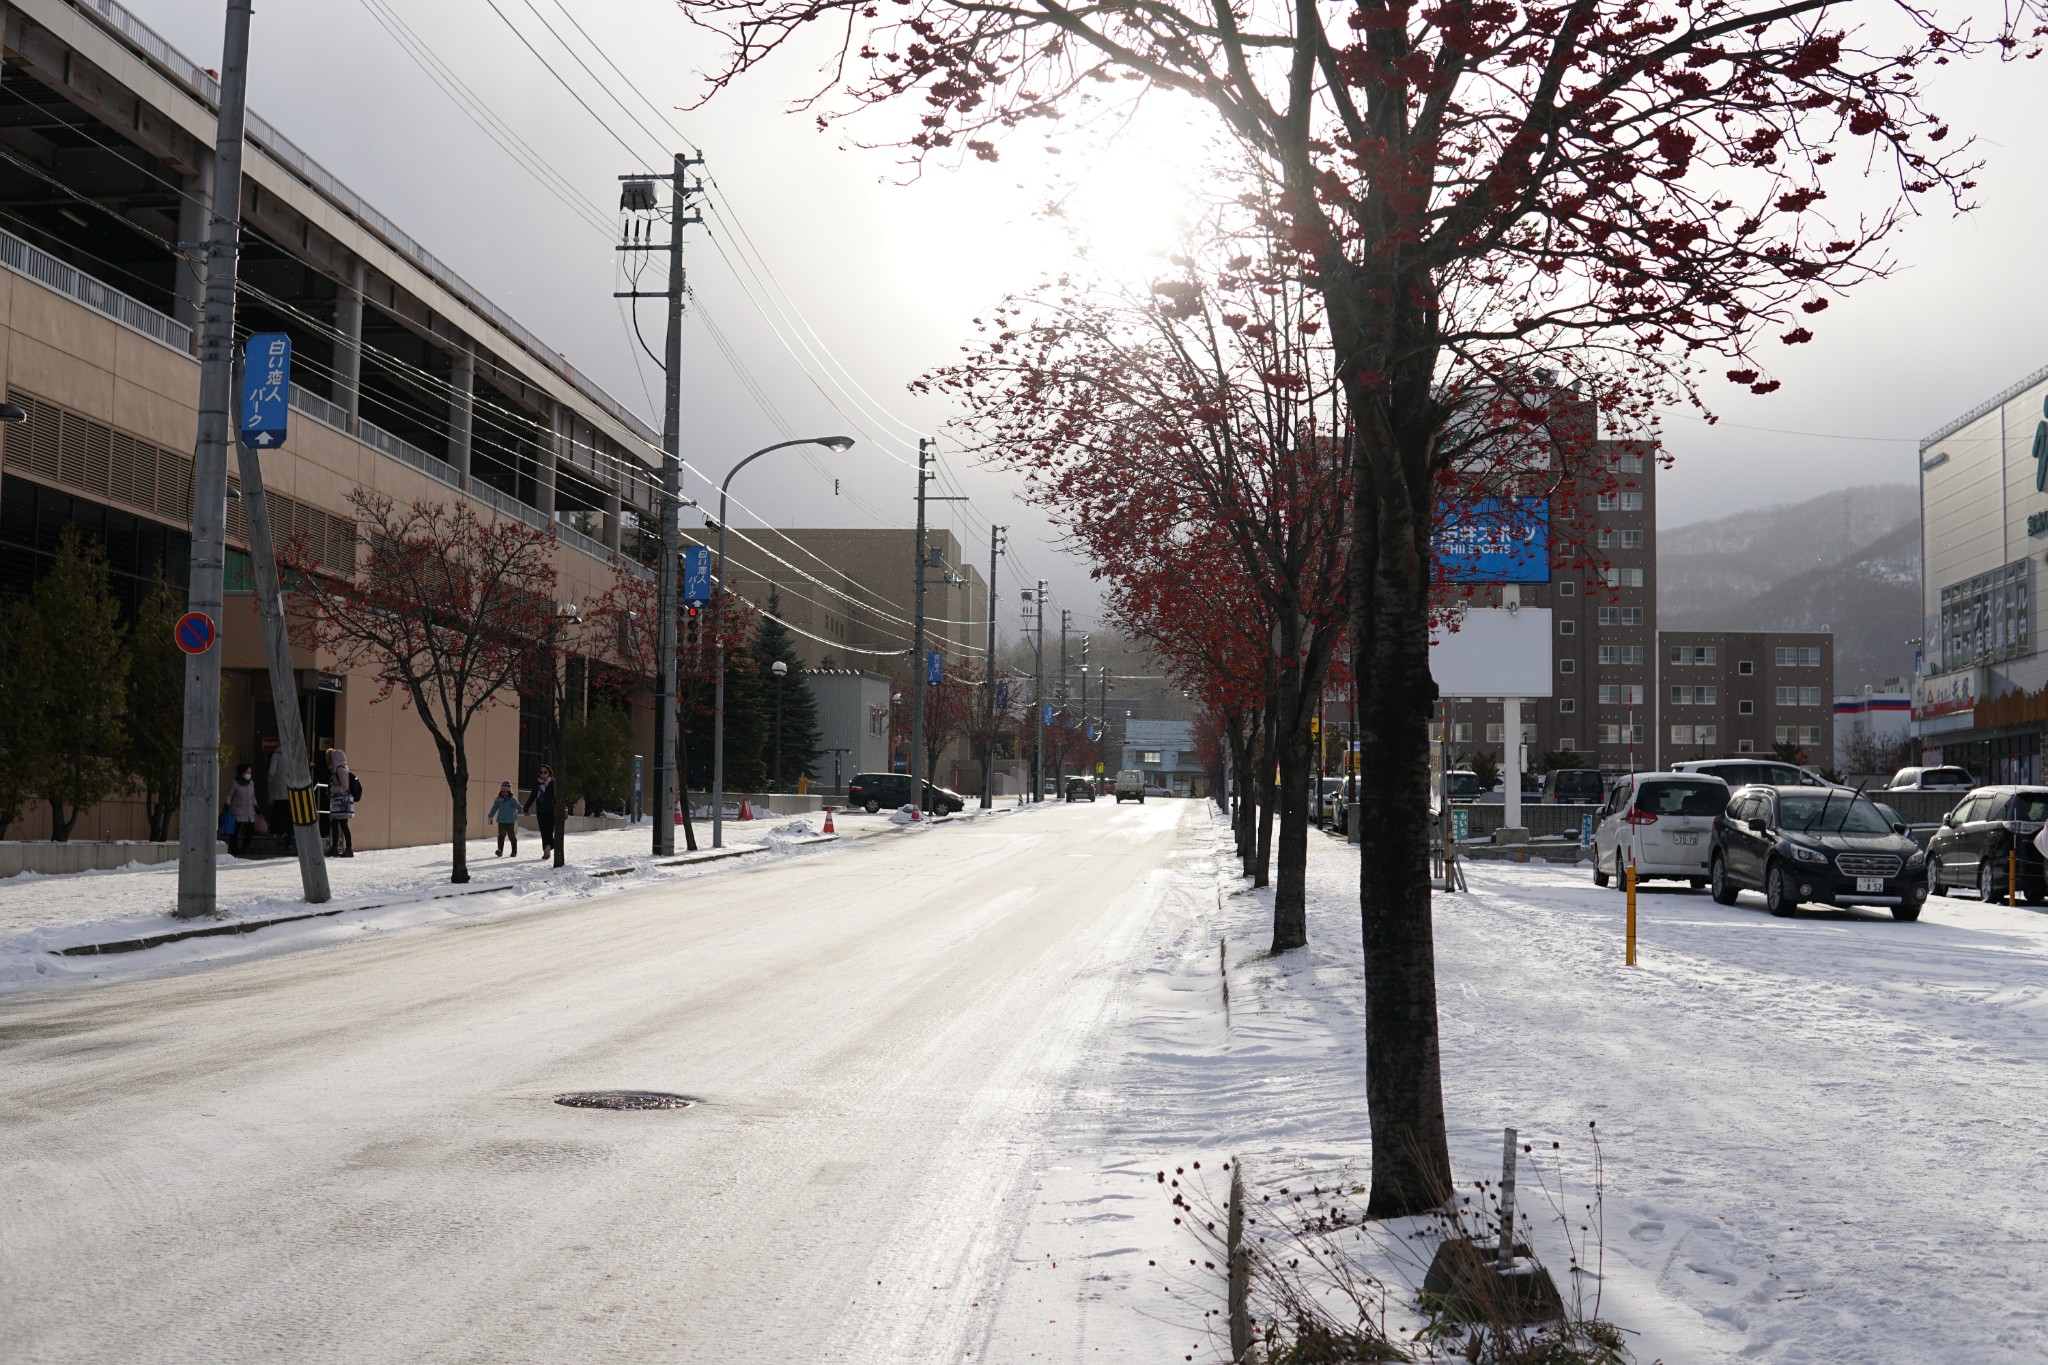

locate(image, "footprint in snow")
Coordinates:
1629 1220 1666 1243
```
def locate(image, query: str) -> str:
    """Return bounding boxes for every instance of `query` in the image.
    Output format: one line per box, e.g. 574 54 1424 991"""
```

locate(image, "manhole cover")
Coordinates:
554 1091 697 1111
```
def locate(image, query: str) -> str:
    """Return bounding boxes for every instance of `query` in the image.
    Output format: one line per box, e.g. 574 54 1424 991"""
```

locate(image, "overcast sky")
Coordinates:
137 1 2048 633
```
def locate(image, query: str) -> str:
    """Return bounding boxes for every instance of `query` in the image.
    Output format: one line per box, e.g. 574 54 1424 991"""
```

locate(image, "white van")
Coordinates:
1114 768 1148 803
1592 772 1732 888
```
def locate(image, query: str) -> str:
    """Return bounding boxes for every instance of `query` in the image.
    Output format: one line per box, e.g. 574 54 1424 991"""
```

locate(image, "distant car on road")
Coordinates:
845 773 963 816
1445 770 1483 802
1671 758 1840 790
1926 786 2048 903
1591 772 1728 889
1064 777 1097 803
1708 784 1927 920
1543 768 1605 804
1114 768 1148 803
1887 765 1977 793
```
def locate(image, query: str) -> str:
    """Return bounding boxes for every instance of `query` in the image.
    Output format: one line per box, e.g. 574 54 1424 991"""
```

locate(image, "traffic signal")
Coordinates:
684 603 701 649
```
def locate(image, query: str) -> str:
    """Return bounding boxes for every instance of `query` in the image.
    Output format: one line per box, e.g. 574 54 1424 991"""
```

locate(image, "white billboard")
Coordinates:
1429 607 1554 698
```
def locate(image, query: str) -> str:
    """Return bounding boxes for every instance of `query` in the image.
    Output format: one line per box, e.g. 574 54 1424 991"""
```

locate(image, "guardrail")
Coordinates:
0 223 192 353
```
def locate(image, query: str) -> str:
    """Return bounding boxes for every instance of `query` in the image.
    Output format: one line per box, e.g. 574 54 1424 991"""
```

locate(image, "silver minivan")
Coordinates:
1592 772 1732 888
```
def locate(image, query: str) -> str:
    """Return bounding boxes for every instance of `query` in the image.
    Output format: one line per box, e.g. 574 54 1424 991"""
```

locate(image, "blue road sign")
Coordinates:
682 546 712 603
240 332 291 449
1043 704 1054 725
995 680 1010 709
174 611 217 655
1580 813 1595 848
1435 497 1550 583
927 650 942 686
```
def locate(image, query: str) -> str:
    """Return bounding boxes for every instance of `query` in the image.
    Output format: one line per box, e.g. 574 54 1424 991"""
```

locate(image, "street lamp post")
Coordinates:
770 658 787 793
711 435 854 847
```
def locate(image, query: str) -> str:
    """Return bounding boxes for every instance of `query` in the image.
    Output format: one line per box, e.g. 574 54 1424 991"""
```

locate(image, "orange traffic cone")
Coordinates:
738 796 756 821
822 807 836 834
910 804 921 822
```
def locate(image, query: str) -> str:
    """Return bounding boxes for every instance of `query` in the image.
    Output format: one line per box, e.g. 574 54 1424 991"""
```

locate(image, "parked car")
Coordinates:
1114 768 1148 803
845 773 964 815
1543 768 1605 804
1925 786 2048 903
1445 770 1483 802
1671 758 1840 790
1591 773 1728 888
1064 777 1098 803
1886 765 1977 793
1707 784 1928 920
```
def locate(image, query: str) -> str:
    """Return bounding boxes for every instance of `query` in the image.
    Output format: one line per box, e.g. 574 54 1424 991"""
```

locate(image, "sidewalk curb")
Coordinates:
55 882 518 957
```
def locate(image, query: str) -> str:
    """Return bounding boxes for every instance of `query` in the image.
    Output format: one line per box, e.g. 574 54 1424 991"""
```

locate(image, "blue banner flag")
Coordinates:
240 332 291 449
927 650 942 686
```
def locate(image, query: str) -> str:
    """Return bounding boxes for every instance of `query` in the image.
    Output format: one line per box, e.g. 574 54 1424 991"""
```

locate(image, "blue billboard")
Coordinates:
1434 497 1550 584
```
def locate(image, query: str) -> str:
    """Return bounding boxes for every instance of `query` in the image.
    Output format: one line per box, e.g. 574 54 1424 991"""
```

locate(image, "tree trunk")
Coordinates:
443 733 471 885
1252 706 1277 889
1272 735 1310 952
49 795 75 842
676 708 698 853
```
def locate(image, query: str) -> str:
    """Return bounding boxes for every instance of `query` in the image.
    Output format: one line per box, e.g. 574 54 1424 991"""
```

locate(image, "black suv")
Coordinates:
845 773 963 816
1708 784 1927 920
1926 786 2048 904
1542 768 1605 804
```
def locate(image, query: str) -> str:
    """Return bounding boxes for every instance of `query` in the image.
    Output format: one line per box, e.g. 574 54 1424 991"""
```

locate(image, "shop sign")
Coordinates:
1938 559 2031 670
1914 668 1982 722
298 670 346 694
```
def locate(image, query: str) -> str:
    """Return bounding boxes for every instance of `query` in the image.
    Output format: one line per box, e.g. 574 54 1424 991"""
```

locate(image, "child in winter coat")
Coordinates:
489 781 522 856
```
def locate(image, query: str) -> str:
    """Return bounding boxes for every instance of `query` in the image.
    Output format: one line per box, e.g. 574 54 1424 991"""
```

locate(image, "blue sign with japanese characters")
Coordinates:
927 650 942 687
1434 497 1550 584
1042 704 1055 725
995 680 1010 709
240 332 291 449
682 547 712 603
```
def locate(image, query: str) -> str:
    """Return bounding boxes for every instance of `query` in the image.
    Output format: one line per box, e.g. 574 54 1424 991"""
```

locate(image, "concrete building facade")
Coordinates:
1654 630 1835 767
0 0 666 847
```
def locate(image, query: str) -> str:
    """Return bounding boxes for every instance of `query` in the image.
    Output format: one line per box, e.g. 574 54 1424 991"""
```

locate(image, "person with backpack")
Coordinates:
488 780 522 857
327 748 356 858
523 765 557 859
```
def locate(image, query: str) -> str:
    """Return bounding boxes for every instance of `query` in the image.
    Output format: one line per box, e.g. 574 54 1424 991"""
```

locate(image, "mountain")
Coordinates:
1660 484 1919 691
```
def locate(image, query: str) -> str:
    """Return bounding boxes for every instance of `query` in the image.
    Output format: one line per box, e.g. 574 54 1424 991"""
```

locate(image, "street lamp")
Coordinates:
711 435 855 847
770 659 788 793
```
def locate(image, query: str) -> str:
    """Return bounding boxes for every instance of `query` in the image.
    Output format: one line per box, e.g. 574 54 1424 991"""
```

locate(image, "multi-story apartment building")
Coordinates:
1445 390 1657 770
0 0 670 846
1655 631 1835 767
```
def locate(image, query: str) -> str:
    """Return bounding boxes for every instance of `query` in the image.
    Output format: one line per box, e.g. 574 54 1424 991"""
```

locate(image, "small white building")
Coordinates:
1834 687 1912 773
1121 719 1203 796
808 671 892 792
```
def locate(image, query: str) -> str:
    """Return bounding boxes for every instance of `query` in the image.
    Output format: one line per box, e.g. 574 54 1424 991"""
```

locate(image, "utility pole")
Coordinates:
981 525 1004 809
616 156 702 855
1078 635 1090 778
1057 608 1071 787
175 1 254 919
1033 580 1047 800
910 439 932 808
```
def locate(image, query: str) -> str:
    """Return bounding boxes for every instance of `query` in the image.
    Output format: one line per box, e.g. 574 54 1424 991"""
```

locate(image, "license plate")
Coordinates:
1856 877 1885 894
1671 833 1698 846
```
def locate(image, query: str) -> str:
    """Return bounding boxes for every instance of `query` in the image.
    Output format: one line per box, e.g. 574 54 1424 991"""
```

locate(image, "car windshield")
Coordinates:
1448 774 1479 796
1707 763 1799 786
1925 767 1972 785
1633 781 1727 817
1776 793 1893 835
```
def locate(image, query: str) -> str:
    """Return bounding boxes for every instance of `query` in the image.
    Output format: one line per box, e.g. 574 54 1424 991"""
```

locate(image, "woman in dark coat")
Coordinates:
523 765 557 858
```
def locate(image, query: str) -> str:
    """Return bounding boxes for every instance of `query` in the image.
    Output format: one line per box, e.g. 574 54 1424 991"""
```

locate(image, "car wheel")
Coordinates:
1980 861 1999 903
1929 856 1946 896
1593 853 1609 889
863 799 880 814
1764 861 1798 918
1891 901 1923 922
1709 855 1739 906
1689 877 1707 890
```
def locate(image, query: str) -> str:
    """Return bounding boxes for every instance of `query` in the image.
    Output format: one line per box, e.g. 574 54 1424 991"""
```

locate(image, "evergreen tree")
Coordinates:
0 598 39 839
124 576 185 842
564 704 634 814
683 641 768 793
754 595 822 790
28 530 128 841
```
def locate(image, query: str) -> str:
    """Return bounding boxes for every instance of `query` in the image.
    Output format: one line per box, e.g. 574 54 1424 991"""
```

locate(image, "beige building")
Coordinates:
0 0 663 847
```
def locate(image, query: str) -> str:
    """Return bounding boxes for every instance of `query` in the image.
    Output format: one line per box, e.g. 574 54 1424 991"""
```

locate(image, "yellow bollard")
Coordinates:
1625 863 1637 966
2011 847 2018 907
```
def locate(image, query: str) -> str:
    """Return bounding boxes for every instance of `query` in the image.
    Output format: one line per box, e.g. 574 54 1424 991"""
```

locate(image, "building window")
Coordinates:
1738 660 1755 676
1803 725 1821 744
1669 644 1689 666
1598 684 1645 706
1620 529 1644 549
1620 491 1644 511
1598 645 1619 665
1140 750 1163 763
1618 454 1643 473
1671 685 1690 705
1671 725 1691 745
1560 580 1577 596
1738 699 1754 715
1670 724 1718 746
1775 646 1822 667
1696 684 1716 705
1559 698 1576 714
1775 686 1823 706
1487 723 1505 743
1598 606 1619 626
1621 607 1644 626
1775 725 1822 746
1693 646 1717 665
1454 723 1473 742
1598 723 1644 745
1596 529 1611 550
1560 619 1576 636
1599 684 1621 705
1603 567 1644 588
1596 492 1618 511
1560 658 1576 674
1559 737 1577 751
1623 646 1644 664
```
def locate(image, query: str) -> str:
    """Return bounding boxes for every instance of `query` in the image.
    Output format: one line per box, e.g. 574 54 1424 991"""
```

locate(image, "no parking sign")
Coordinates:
173 611 216 655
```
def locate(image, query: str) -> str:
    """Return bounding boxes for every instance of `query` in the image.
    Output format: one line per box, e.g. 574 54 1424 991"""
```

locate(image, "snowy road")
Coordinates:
0 801 1195 1364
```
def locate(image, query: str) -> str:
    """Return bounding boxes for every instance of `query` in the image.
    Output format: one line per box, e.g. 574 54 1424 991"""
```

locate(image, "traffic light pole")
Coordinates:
1033 579 1047 801
910 439 930 808
175 0 254 919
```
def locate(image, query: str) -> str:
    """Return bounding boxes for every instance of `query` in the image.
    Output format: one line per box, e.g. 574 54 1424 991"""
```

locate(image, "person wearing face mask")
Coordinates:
226 763 259 857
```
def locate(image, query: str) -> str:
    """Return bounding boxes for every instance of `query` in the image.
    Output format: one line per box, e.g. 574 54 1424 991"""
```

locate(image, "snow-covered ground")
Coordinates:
991 806 2048 1363
0 802 1020 994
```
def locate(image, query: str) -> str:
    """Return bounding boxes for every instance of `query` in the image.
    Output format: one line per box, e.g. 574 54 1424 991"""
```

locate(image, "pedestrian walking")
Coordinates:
524 765 557 858
489 780 522 857
226 763 259 858
327 748 355 858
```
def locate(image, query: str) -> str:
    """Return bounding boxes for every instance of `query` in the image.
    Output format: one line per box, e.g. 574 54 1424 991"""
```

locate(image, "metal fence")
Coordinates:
0 224 192 353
